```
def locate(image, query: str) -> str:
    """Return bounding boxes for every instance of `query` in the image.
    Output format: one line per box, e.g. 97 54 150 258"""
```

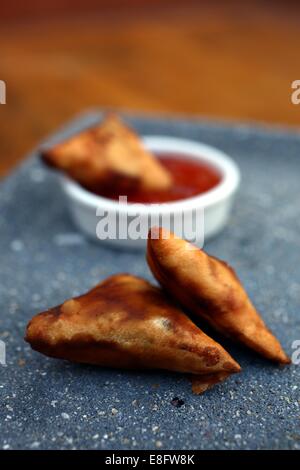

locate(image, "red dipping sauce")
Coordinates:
86 153 222 203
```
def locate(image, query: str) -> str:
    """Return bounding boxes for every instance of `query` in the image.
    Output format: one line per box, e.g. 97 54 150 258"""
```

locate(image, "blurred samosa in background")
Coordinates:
41 114 172 193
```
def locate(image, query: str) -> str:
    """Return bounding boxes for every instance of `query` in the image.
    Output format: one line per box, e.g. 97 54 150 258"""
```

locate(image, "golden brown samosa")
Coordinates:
41 114 172 192
147 227 290 365
25 274 240 394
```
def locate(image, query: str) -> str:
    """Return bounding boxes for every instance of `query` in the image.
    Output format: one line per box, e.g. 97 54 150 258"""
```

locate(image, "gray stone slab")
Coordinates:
0 111 299 450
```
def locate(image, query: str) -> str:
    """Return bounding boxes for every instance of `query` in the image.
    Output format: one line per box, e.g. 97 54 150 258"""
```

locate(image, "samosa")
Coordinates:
147 227 290 365
25 274 240 394
41 114 172 192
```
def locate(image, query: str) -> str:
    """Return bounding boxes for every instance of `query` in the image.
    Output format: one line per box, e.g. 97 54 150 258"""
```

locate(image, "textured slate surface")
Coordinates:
0 111 300 450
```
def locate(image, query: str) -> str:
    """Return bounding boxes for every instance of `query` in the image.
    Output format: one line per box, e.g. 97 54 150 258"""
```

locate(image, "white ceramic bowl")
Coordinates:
60 136 240 249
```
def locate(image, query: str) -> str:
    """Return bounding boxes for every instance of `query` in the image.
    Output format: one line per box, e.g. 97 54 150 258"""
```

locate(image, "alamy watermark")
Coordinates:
291 340 300 365
0 340 6 366
291 80 300 105
95 196 204 247
0 80 6 104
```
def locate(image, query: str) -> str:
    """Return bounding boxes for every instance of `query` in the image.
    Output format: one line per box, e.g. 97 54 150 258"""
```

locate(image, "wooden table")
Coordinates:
1 1 299 177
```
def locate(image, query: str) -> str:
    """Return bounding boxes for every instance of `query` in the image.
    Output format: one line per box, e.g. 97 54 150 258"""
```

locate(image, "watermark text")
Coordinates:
0 80 6 104
0 340 6 366
291 340 300 365
95 196 204 247
291 80 300 105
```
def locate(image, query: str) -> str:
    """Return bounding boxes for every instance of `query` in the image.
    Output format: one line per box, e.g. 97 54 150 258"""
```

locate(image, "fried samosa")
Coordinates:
25 274 240 394
147 227 290 365
41 114 172 192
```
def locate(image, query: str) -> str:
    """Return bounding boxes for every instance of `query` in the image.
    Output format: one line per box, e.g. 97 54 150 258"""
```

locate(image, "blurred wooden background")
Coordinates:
0 0 300 177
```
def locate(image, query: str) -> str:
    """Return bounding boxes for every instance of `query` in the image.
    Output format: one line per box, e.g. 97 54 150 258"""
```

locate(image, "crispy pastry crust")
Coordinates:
41 114 172 192
25 274 240 393
147 227 290 365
